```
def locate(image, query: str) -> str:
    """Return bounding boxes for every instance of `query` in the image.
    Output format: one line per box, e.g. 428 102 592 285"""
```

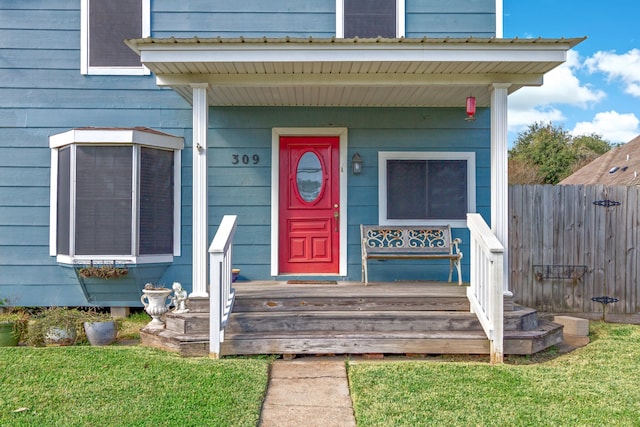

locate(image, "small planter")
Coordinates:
0 321 20 347
26 307 83 347
45 326 77 346
0 311 29 347
84 321 118 346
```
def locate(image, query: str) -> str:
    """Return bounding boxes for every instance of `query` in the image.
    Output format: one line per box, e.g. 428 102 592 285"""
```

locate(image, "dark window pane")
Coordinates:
139 148 174 255
75 146 132 255
344 0 396 38
427 160 467 219
387 158 467 220
57 147 71 255
387 160 426 219
89 0 142 67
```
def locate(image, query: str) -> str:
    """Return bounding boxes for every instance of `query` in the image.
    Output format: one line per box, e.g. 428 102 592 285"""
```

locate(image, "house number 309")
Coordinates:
232 154 260 165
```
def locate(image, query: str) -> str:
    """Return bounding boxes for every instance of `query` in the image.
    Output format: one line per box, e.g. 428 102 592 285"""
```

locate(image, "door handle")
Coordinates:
333 211 339 232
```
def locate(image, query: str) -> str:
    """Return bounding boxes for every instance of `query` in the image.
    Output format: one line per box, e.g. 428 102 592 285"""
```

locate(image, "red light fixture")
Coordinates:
465 96 476 121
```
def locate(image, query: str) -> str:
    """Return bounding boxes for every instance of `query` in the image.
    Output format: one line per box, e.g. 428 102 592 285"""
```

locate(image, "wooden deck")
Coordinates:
140 281 563 358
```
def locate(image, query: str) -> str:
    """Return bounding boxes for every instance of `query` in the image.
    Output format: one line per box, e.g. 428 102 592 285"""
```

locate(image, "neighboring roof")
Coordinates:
125 36 585 107
559 135 640 186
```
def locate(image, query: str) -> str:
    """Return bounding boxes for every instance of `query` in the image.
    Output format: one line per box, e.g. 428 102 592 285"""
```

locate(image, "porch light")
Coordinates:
465 96 476 121
351 152 363 175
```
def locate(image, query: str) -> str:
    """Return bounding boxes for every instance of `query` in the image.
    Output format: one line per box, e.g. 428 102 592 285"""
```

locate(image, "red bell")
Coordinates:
465 96 476 121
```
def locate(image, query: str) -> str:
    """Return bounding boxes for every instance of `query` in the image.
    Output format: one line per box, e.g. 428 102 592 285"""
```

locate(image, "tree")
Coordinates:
571 133 611 170
508 122 611 185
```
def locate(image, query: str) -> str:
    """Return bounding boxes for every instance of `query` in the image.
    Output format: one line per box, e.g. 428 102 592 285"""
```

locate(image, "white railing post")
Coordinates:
467 213 504 364
208 215 238 359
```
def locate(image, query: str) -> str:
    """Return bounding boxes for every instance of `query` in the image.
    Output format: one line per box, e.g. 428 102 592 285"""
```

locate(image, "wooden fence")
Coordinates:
509 184 639 322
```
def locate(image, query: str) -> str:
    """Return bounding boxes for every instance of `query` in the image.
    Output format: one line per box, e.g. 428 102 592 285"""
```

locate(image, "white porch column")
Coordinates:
190 83 209 297
490 83 512 296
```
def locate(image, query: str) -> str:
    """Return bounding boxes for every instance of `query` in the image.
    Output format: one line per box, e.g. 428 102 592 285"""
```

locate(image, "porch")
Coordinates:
140 280 563 358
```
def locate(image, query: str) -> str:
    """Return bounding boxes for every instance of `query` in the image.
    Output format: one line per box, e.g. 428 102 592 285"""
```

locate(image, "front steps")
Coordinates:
140 282 563 357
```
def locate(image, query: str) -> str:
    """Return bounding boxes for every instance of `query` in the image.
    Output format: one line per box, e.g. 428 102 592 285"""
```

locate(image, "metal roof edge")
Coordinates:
126 36 587 51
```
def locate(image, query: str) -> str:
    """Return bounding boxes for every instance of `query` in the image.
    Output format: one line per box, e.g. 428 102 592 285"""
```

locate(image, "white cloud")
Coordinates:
570 111 640 144
585 49 640 97
508 50 606 132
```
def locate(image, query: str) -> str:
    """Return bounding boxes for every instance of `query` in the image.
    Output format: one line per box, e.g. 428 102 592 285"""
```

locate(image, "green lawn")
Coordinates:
2 321 639 426
0 346 269 426
348 322 640 426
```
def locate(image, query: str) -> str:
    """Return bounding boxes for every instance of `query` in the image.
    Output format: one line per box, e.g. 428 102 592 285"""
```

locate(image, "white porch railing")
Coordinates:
466 213 504 364
208 215 238 359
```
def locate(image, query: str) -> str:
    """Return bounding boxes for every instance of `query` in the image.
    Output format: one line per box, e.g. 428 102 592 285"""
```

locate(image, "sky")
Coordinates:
503 0 640 146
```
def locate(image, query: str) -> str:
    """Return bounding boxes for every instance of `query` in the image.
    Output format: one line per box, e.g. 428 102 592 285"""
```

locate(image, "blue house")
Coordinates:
1 0 582 360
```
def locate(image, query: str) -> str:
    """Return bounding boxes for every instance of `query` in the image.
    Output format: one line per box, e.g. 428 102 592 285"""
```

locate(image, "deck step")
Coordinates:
234 295 470 312
140 328 210 357
165 312 209 334
226 308 538 334
221 331 491 356
139 282 561 358
162 305 539 336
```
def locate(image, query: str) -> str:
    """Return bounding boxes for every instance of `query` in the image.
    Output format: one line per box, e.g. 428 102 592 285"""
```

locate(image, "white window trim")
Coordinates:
495 0 504 38
271 127 348 277
49 128 183 264
80 0 151 75
378 151 476 228
336 0 405 38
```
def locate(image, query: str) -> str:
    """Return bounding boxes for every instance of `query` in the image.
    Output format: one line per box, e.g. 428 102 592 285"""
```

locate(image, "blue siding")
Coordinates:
151 0 496 39
0 2 193 306
206 107 491 283
406 0 496 38
0 0 496 306
153 0 336 38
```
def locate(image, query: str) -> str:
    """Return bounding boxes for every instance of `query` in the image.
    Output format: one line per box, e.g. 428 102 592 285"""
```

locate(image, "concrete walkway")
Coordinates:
259 358 356 427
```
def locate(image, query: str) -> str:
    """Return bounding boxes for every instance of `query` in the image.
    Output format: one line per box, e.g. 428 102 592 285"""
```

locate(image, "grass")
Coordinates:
348 321 640 426
2 319 639 426
0 311 270 426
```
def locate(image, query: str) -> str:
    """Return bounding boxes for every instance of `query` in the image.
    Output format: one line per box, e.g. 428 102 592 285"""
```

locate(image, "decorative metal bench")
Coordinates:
360 224 463 285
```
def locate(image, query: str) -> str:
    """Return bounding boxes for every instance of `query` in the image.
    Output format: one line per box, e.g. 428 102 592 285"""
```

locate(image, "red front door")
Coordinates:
279 136 340 274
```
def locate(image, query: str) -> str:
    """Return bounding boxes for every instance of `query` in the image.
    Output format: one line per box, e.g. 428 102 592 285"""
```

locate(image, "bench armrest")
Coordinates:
451 237 462 255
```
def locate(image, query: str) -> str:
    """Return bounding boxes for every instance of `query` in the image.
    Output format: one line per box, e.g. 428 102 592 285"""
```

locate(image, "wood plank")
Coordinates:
562 184 575 311
552 185 566 310
508 184 523 304
221 331 492 356
233 296 470 312
628 187 640 314
573 184 585 312
591 185 607 313
541 185 555 311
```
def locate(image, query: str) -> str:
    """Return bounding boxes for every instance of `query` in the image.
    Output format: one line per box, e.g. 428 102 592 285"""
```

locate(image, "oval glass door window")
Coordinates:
296 152 323 202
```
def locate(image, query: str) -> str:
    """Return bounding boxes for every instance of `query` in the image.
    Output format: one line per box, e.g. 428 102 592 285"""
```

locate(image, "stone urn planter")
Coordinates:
141 285 172 329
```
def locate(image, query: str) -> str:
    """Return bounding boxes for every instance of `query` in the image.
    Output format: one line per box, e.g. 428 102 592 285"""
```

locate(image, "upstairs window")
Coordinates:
379 152 476 228
49 128 183 264
81 0 150 75
337 0 404 38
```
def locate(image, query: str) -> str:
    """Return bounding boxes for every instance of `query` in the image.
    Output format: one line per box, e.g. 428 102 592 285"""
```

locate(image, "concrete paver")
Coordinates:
259 358 356 427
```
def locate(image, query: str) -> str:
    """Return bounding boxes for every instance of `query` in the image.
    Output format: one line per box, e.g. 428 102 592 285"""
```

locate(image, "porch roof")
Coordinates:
126 36 585 108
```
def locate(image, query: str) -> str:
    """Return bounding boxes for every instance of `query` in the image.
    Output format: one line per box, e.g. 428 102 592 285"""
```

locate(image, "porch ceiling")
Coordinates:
126 36 585 108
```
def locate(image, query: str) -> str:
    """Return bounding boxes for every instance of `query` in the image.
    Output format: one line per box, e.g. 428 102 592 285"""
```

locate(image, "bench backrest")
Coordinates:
361 225 453 255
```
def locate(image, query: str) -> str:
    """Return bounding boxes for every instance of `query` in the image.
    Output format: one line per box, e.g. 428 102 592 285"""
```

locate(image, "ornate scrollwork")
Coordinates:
408 229 446 248
365 229 403 248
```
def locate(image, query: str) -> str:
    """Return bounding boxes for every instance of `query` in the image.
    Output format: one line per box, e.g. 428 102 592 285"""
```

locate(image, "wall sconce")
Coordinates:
465 96 476 121
351 152 363 175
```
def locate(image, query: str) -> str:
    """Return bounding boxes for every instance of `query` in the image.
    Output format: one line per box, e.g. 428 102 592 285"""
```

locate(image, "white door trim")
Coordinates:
271 127 348 277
